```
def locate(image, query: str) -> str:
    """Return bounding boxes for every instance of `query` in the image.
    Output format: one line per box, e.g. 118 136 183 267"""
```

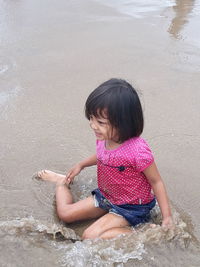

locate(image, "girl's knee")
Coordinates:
82 227 100 240
56 205 74 223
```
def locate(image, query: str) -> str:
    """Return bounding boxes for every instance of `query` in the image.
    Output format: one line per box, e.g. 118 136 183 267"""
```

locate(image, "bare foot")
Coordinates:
37 170 66 184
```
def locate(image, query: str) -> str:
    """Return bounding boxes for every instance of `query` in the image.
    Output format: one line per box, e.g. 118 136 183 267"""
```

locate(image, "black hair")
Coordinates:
85 78 144 143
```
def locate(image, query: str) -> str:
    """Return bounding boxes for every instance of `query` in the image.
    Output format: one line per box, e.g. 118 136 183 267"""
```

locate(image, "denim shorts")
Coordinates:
92 188 156 227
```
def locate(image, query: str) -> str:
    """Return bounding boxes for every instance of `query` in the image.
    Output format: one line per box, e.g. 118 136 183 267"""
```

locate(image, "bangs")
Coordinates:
85 91 111 120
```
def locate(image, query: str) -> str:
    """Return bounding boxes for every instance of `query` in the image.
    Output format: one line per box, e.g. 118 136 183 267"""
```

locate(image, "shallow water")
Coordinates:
0 0 200 266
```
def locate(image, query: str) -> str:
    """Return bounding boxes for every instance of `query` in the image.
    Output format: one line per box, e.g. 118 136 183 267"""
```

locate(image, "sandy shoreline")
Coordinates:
0 0 200 266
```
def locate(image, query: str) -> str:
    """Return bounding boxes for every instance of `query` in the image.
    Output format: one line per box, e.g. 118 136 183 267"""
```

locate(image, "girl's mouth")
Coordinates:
94 132 102 137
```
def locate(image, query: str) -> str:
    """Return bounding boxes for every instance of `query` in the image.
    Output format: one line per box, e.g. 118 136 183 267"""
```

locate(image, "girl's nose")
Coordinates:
89 119 98 130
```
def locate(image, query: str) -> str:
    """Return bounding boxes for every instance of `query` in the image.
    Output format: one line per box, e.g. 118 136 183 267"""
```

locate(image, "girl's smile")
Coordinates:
94 131 103 138
89 115 118 142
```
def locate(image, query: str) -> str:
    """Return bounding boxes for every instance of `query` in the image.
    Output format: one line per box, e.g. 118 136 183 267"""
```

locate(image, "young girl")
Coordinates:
38 78 173 240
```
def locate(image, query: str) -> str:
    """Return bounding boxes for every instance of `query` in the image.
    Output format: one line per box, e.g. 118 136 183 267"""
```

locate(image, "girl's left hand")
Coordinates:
161 216 174 230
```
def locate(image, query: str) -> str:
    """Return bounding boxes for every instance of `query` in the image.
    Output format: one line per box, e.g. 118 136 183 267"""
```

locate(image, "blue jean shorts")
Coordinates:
92 188 156 227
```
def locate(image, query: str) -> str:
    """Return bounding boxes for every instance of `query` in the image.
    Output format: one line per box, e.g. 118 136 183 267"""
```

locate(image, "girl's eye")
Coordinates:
98 120 105 125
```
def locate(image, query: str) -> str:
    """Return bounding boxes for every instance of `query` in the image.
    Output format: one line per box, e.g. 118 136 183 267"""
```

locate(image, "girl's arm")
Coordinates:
66 154 97 184
143 162 173 229
78 154 97 168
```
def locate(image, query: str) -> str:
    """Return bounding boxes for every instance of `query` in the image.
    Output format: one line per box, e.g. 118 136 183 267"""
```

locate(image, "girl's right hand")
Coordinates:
65 163 83 184
161 216 174 230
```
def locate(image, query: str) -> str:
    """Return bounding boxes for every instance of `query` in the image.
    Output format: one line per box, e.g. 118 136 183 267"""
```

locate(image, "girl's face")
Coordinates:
89 115 118 142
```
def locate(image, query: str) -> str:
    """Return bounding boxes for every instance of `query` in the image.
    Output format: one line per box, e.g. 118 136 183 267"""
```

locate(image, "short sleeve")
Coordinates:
96 139 103 149
134 139 154 172
96 139 104 157
96 139 100 153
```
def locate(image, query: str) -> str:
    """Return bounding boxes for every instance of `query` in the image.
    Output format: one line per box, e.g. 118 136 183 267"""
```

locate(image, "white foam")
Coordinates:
0 86 21 107
95 0 175 18
0 216 80 241
59 238 145 267
0 65 9 74
0 205 194 267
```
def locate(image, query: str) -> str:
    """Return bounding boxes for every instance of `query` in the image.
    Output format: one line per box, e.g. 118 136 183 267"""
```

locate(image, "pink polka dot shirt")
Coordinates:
96 137 154 205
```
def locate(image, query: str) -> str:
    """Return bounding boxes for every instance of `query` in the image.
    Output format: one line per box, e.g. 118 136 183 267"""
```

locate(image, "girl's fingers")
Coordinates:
66 171 72 178
161 221 174 231
66 175 74 184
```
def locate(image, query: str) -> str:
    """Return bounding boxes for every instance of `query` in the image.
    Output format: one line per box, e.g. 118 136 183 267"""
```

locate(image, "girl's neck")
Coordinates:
105 139 121 150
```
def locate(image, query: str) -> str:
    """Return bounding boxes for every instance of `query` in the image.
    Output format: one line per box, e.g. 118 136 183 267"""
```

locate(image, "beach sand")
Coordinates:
0 0 200 266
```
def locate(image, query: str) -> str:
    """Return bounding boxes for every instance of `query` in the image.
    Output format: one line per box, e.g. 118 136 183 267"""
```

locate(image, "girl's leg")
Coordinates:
56 191 106 223
37 170 132 238
37 170 68 183
99 227 133 239
37 170 107 223
82 213 132 240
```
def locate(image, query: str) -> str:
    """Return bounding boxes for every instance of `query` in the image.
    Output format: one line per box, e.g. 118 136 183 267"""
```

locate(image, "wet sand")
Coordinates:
0 0 200 266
